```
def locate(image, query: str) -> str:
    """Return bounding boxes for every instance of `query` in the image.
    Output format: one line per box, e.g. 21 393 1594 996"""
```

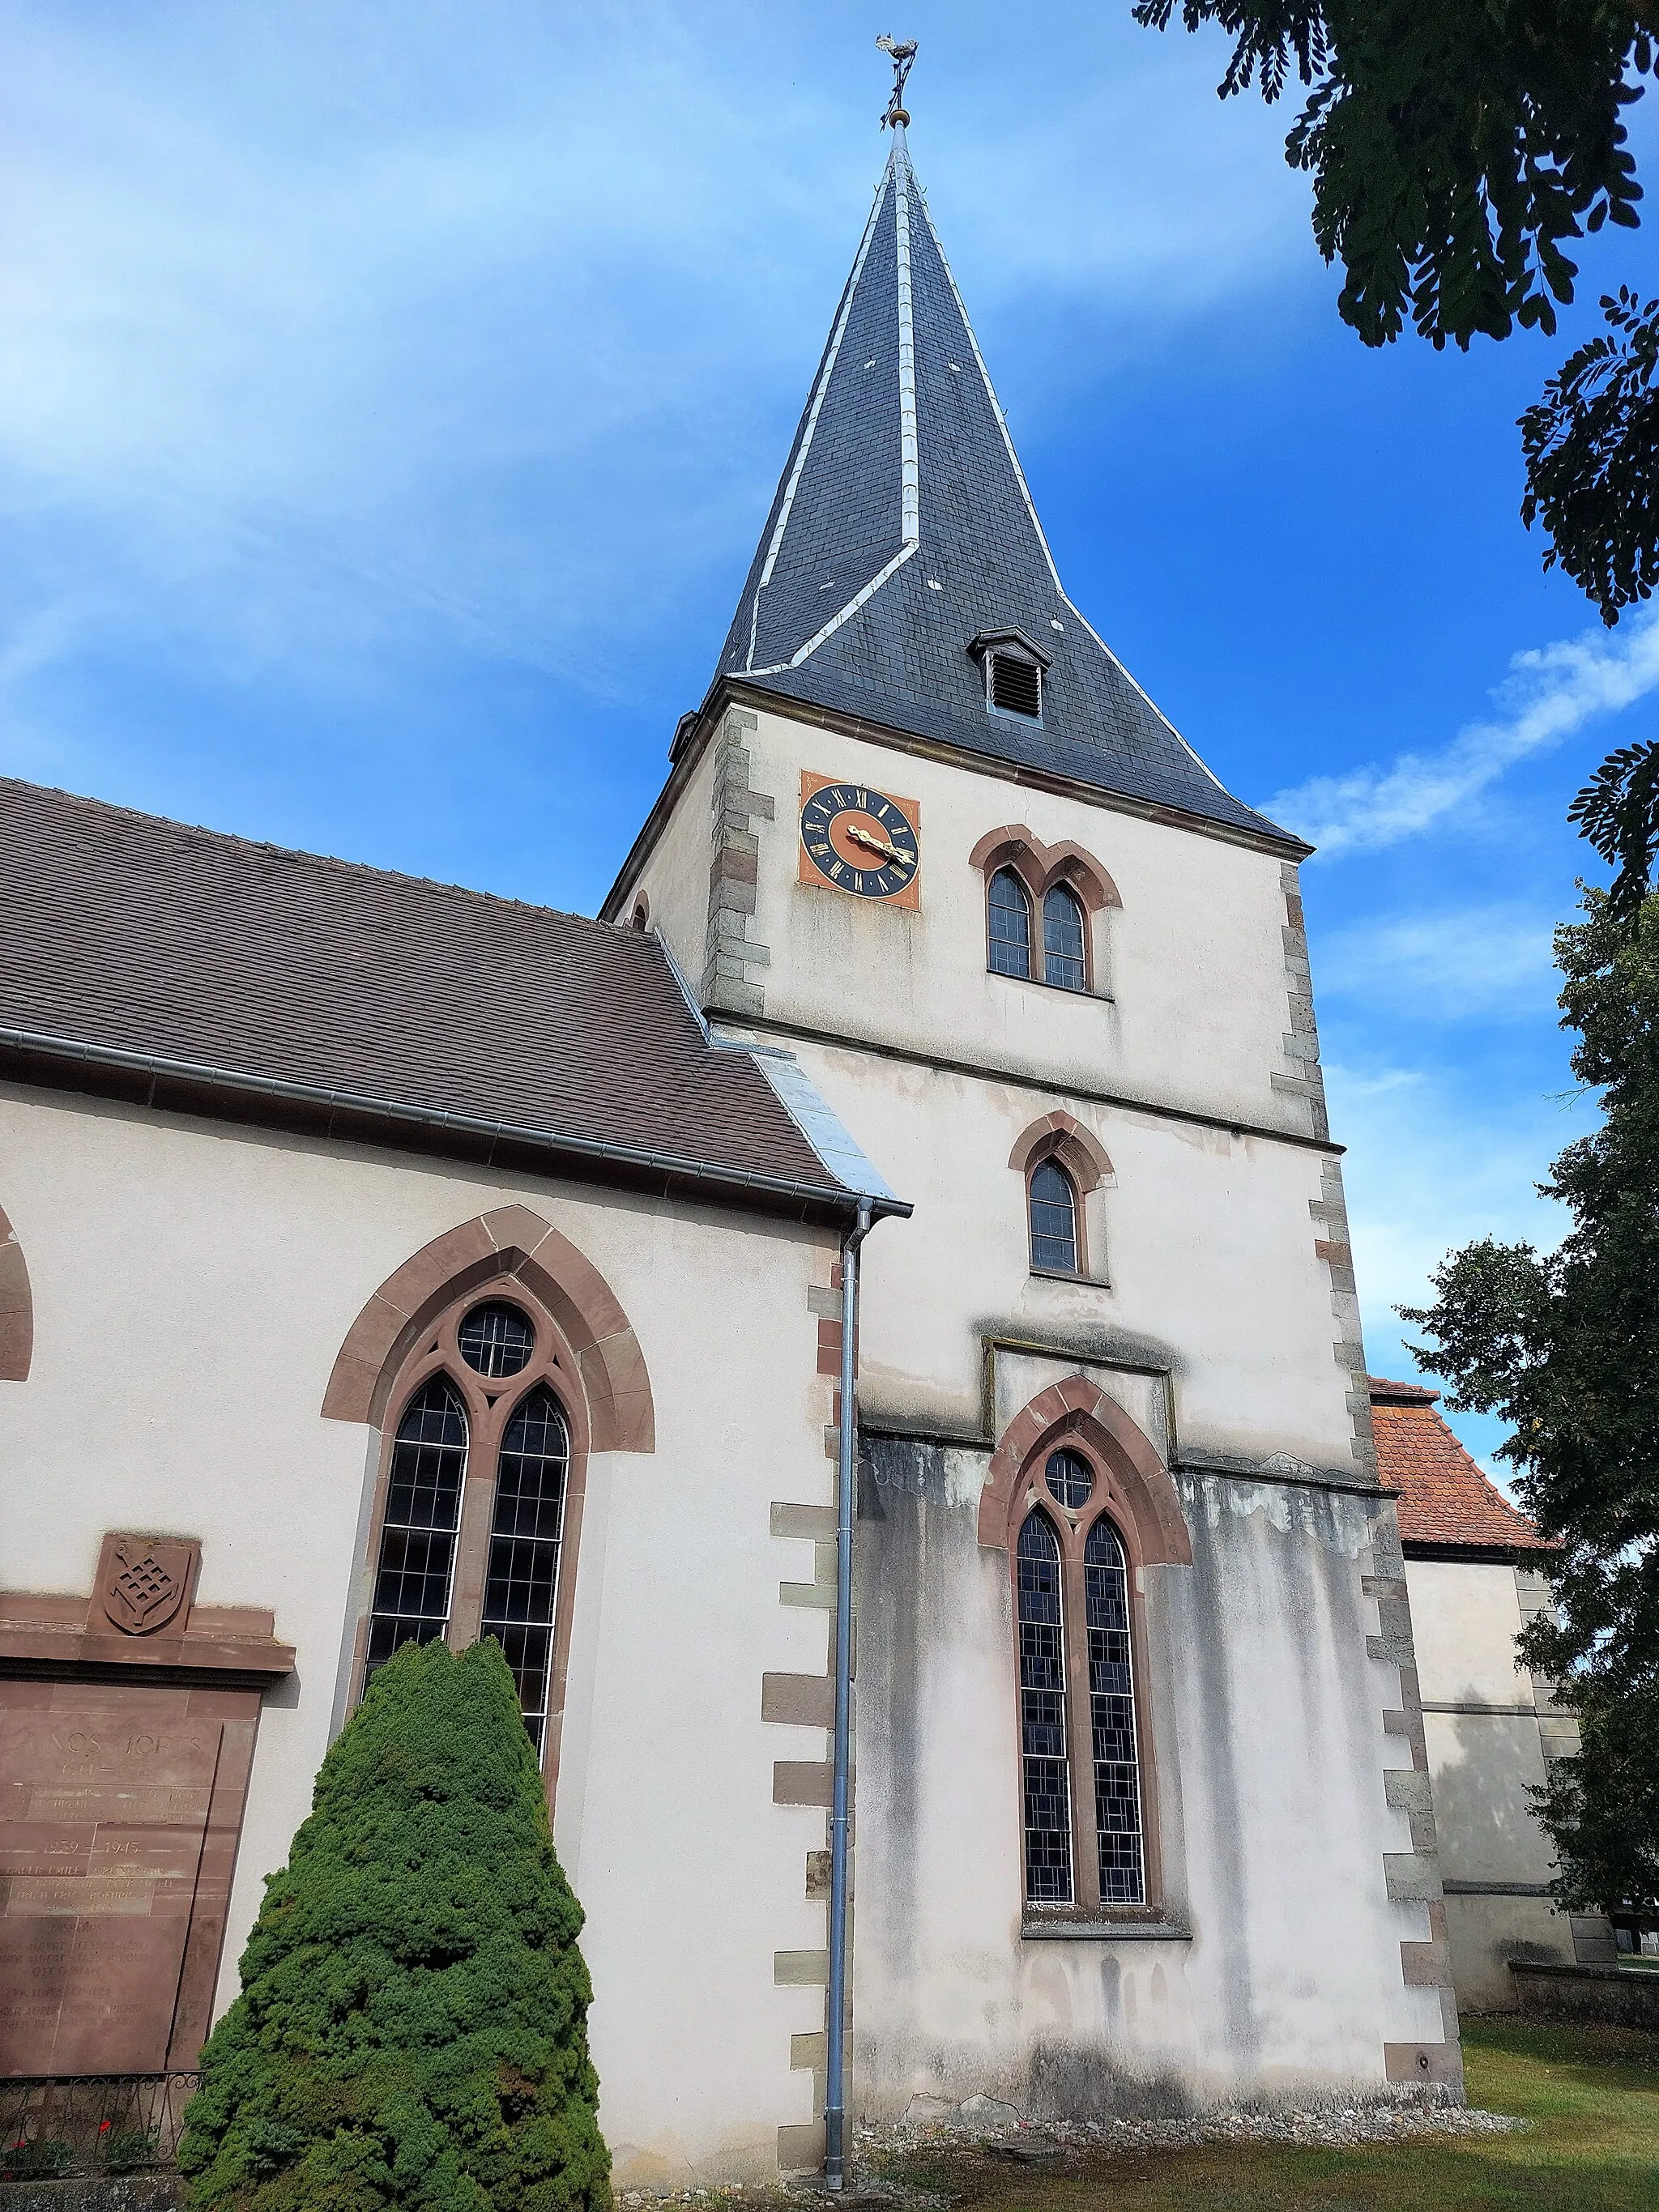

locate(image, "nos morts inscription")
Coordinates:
0 1694 222 2073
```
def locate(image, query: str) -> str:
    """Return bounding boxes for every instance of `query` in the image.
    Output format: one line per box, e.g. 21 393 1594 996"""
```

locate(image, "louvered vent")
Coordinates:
989 650 1042 720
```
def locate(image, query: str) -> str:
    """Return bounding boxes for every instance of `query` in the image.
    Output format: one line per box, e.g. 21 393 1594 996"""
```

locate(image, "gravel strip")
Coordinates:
858 2100 1529 2157
615 2099 1527 2206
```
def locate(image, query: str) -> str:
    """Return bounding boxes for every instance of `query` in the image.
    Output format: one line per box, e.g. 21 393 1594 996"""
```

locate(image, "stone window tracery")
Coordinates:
994 1406 1164 1920
356 1290 586 1765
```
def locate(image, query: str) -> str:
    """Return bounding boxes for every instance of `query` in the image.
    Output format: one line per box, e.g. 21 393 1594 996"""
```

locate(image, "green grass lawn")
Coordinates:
878 2018 1659 2211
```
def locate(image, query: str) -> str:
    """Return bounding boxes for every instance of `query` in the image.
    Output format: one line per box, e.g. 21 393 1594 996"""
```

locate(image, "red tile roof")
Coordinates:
1368 1378 1549 1553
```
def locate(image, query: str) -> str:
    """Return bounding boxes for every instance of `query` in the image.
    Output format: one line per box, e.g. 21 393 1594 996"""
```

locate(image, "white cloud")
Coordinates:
0 0 1311 710
1328 1055 1587 1491
1265 605 1659 856
1316 904 1558 1021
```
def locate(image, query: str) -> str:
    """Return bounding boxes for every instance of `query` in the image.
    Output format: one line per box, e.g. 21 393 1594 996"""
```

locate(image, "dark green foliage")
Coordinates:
1132 2 1651 348
1401 889 1659 1910
1137 6 1659 910
1569 735 1659 923
178 1639 610 2212
1529 1677 1659 1910
1523 292 1659 627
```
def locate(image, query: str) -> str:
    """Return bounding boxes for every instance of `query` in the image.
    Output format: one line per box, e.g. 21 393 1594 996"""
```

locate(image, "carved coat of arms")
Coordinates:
100 1536 194 1635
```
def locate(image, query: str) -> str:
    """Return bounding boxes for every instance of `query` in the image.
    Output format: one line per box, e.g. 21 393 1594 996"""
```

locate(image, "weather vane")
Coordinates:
876 35 916 129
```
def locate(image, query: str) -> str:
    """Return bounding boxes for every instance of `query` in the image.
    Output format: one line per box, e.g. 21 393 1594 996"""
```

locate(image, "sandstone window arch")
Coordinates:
361 1278 582 1765
1009 1110 1113 1281
0 1200 32 1382
331 1204 655 1788
970 826 1120 996
983 1376 1192 1920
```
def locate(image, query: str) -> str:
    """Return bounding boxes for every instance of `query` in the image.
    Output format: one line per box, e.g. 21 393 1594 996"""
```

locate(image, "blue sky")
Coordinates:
6 1 1657 1481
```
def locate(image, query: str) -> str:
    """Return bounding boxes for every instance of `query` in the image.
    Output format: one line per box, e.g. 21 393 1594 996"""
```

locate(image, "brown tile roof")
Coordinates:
0 778 857 1212
1368 1377 1550 1553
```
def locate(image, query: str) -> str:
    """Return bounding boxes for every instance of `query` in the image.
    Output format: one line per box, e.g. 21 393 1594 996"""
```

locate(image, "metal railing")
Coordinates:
1 2073 198 2181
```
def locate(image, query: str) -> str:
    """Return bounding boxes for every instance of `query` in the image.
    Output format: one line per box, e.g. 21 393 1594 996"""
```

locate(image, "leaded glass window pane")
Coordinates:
1030 1159 1078 1274
988 868 1031 978
1043 886 1085 991
1085 1516 1145 1904
365 1375 467 1683
1017 1511 1073 1903
480 1383 570 1756
458 1299 535 1379
1045 1447 1094 1511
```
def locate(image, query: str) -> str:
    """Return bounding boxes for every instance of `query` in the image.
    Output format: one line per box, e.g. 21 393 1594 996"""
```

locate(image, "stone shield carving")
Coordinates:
100 1536 195 1636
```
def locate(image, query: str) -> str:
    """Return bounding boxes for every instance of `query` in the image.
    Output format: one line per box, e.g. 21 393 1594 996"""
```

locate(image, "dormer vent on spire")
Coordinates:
710 118 1299 848
970 629 1051 723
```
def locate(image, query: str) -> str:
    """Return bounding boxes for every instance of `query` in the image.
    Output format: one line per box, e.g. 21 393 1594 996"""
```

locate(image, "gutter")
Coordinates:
0 1023 912 1227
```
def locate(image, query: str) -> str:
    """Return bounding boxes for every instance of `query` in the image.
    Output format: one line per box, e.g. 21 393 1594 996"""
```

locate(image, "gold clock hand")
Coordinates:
845 825 910 864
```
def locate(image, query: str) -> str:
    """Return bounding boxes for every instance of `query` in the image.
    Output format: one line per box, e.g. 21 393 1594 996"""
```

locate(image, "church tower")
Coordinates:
605 88 1456 2146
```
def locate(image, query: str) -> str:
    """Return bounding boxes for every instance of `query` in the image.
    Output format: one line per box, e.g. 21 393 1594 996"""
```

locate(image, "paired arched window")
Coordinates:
1015 1447 1147 1911
363 1294 574 1757
985 868 1087 992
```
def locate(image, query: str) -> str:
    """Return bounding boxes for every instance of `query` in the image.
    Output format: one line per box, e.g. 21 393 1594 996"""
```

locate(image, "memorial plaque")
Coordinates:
0 1694 222 2073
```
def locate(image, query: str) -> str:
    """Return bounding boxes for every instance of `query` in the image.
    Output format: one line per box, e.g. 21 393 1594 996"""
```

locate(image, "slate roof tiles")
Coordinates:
0 778 851 1204
714 129 1297 848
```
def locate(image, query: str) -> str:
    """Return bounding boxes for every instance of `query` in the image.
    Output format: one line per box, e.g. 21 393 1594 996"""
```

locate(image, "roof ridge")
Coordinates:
1367 1375 1440 1402
0 775 629 940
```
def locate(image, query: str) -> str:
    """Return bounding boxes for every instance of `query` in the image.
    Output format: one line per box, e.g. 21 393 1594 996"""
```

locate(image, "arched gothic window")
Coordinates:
987 867 1031 978
1029 1158 1079 1275
1014 1460 1149 1912
1043 885 1086 991
358 1293 583 1765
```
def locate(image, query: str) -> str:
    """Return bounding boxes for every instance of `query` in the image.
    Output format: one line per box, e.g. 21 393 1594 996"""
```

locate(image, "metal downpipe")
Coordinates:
824 1195 873 2192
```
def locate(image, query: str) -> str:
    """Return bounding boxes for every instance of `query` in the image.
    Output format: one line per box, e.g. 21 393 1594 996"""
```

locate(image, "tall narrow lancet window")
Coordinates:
1085 1518 1145 1903
1017 1511 1073 1903
1029 1159 1079 1275
365 1375 467 1681
987 867 1031 978
480 1384 571 1753
1043 886 1086 991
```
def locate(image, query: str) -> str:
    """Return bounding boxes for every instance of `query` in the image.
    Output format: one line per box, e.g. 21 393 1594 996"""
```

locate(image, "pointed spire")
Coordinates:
711 81 1294 847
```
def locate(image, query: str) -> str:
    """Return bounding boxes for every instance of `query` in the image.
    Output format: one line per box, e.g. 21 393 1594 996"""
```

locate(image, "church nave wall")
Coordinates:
0 1080 850 2180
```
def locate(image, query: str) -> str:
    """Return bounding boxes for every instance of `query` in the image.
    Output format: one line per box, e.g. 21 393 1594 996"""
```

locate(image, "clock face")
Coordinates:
799 776 922 904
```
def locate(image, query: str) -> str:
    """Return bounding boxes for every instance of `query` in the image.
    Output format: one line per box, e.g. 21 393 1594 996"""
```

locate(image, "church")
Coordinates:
0 91 1461 2188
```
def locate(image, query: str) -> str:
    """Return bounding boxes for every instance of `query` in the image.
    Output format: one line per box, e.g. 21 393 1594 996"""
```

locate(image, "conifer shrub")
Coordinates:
180 1638 609 2212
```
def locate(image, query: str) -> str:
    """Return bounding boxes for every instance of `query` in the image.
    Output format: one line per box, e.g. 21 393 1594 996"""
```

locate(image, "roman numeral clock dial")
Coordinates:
798 772 922 908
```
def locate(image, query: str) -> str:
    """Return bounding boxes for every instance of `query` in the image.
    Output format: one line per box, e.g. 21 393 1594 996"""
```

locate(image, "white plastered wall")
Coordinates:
855 1420 1444 2112
629 703 1312 1141
0 1081 838 2181
623 697 1434 2099
1404 1558 1574 2006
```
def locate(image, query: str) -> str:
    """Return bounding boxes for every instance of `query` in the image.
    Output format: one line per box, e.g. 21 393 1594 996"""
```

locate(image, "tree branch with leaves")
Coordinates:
1401 889 1659 1911
1137 2 1659 912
